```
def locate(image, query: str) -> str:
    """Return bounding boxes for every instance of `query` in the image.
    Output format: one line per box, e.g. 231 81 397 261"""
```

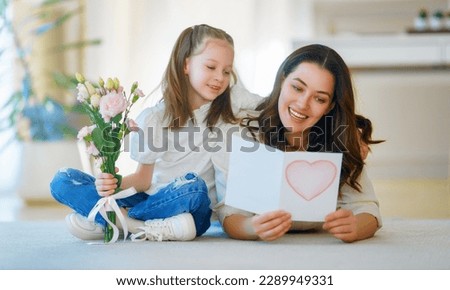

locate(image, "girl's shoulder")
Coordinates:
230 83 265 112
135 102 167 127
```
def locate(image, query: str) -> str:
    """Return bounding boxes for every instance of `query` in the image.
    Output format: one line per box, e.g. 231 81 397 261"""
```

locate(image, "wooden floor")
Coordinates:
375 178 449 219
0 179 449 222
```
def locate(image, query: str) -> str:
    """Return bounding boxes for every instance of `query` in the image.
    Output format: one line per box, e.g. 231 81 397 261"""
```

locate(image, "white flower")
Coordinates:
76 83 89 102
85 81 97 96
90 94 101 108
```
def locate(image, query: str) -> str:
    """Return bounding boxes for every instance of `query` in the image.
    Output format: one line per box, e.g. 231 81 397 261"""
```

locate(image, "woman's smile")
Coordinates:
288 107 308 120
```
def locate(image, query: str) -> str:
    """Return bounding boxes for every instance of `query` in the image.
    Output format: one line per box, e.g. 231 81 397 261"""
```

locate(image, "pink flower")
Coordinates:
126 118 139 132
134 89 145 98
99 91 128 122
86 142 100 156
77 125 96 140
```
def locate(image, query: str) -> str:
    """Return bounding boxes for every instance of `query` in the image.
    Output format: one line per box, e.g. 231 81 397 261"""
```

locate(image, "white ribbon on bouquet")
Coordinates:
87 187 137 243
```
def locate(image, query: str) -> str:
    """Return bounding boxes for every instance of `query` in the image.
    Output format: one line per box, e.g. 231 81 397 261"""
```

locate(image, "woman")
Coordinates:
213 44 384 243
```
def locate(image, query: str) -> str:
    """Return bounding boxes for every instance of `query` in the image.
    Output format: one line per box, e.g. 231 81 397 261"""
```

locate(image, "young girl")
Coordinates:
50 24 261 242
213 44 384 243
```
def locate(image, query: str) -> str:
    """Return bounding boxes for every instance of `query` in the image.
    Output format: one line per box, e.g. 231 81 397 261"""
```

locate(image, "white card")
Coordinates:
225 135 342 221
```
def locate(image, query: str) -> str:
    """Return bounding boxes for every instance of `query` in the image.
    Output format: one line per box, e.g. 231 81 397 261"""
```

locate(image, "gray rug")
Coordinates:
1 218 449 270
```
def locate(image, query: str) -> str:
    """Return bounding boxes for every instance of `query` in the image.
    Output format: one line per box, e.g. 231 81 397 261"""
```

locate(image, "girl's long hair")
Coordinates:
160 24 237 129
245 44 384 191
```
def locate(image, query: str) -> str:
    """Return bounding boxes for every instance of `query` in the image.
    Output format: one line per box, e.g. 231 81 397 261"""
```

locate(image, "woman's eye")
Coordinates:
207 66 215 70
315 97 326 104
224 71 231 75
292 85 303 92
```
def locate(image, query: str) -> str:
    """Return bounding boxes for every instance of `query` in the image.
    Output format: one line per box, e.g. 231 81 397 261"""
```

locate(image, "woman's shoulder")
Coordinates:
341 167 376 198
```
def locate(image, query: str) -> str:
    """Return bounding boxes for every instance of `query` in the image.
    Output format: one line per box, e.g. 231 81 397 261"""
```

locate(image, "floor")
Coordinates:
374 178 450 219
0 178 448 222
0 195 71 222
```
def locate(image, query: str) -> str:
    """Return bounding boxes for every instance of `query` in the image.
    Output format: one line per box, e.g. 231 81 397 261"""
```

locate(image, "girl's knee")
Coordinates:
173 172 208 195
51 168 93 185
50 168 95 200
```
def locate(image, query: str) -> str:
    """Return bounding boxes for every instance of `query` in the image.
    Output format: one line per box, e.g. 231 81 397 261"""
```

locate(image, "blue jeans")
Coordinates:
50 168 212 236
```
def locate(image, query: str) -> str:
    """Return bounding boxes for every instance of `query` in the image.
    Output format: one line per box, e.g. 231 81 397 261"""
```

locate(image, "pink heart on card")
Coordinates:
285 160 337 201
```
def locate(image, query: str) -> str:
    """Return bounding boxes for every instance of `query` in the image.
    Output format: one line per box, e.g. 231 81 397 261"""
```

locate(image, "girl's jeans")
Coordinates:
50 168 212 236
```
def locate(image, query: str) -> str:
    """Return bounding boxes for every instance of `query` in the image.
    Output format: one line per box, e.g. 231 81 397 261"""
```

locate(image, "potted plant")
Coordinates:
446 10 450 30
0 0 100 202
414 8 428 31
430 10 444 30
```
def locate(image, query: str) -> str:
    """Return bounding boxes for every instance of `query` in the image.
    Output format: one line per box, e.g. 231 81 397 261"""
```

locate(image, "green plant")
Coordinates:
0 0 100 148
418 8 428 19
433 10 444 19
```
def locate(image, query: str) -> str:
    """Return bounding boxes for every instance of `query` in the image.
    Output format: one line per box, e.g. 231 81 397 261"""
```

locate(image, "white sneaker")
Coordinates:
65 213 104 240
130 213 196 242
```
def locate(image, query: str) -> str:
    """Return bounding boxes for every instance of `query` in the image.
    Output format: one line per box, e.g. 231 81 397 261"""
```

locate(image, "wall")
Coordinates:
82 0 296 174
80 0 450 182
302 0 449 36
291 0 450 179
355 69 450 179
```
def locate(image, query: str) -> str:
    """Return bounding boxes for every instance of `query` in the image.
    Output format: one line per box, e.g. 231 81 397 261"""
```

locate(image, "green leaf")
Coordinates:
0 0 8 15
34 7 82 35
52 71 78 89
51 39 102 52
0 0 103 146
91 127 104 154
101 126 121 155
1 91 22 111
59 123 78 139
40 0 69 7
111 113 123 124
81 103 106 128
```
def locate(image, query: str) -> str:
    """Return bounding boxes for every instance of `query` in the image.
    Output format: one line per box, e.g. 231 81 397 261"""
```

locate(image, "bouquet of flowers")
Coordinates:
75 73 144 243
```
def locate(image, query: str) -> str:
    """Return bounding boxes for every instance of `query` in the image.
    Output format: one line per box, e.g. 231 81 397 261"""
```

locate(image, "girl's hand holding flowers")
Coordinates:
95 169 119 197
75 73 144 243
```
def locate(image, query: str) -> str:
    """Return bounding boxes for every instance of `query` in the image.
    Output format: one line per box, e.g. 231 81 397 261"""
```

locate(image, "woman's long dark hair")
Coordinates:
245 44 384 191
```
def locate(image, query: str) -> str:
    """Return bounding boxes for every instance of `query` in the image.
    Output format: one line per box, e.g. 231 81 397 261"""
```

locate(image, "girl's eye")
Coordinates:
206 66 215 70
224 71 231 75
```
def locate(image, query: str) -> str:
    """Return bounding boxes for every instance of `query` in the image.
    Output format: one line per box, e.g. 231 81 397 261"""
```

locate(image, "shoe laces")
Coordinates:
130 219 175 242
